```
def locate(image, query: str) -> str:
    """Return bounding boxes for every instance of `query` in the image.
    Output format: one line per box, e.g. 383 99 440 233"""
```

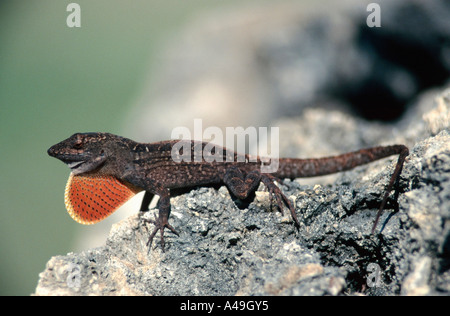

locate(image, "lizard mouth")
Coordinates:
65 155 106 175
65 158 105 175
47 143 107 175
67 160 85 171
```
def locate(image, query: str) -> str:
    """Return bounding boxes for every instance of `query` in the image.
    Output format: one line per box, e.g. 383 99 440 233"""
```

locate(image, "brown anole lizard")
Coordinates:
48 132 409 251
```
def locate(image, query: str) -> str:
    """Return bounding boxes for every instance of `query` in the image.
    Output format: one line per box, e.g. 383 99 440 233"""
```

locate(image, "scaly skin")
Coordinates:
48 132 409 251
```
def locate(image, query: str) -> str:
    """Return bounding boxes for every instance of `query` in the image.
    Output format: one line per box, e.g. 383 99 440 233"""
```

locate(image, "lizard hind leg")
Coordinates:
223 166 299 226
223 166 261 200
371 145 409 234
261 174 300 227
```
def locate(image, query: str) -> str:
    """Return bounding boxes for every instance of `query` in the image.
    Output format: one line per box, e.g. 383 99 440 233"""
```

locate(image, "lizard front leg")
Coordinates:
137 183 179 251
139 191 154 212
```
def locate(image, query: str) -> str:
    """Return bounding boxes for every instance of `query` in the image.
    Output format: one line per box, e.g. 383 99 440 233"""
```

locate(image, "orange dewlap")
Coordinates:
64 173 141 225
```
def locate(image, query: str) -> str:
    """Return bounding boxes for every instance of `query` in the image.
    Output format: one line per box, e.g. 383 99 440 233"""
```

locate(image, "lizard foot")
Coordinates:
142 213 179 252
261 174 300 227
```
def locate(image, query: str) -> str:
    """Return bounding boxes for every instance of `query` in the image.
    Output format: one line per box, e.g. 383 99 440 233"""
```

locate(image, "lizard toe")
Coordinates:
143 213 179 252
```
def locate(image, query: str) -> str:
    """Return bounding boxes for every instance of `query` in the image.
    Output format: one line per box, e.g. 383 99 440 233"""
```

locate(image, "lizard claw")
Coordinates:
142 213 179 252
261 175 299 227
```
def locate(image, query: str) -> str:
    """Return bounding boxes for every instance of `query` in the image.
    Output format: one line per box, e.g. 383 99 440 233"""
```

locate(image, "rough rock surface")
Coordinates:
35 88 450 296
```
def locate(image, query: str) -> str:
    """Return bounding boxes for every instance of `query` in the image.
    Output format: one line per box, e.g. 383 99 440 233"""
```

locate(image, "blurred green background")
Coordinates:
0 0 272 295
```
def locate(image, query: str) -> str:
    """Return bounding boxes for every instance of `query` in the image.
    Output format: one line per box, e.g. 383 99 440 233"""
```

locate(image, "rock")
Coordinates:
35 86 450 296
401 256 433 296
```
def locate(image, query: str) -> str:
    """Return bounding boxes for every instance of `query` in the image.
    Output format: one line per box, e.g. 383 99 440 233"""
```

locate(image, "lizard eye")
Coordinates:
73 140 83 149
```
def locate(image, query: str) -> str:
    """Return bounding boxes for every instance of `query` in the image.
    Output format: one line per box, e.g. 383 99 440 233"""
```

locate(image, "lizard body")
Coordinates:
48 132 409 251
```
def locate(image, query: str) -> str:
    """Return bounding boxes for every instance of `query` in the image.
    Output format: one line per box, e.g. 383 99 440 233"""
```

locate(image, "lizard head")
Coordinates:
48 132 114 175
48 132 141 225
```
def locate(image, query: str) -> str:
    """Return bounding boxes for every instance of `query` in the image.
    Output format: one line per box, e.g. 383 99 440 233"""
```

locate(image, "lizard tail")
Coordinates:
275 145 409 179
